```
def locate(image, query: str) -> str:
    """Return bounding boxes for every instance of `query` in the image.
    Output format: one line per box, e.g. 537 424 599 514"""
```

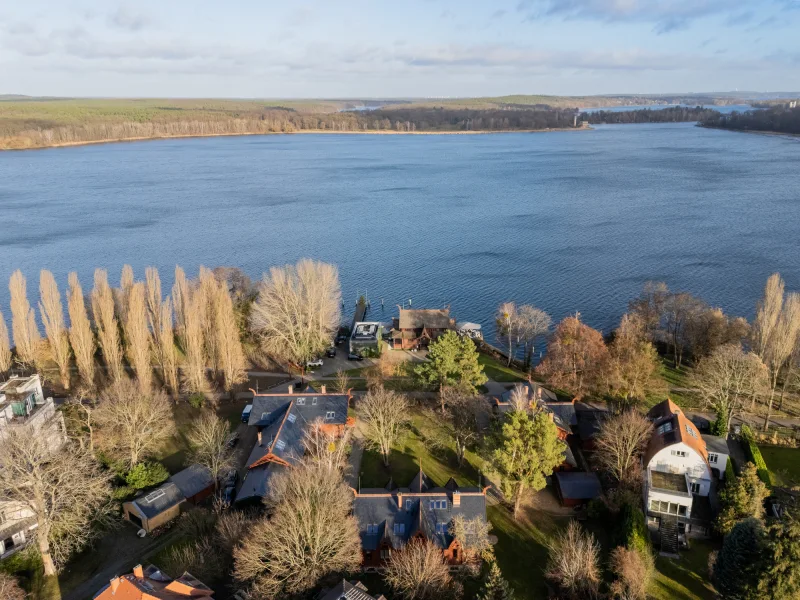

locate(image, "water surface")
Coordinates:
1 124 798 341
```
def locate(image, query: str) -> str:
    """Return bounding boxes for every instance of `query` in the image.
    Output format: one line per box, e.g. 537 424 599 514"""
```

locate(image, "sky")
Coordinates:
1 0 799 98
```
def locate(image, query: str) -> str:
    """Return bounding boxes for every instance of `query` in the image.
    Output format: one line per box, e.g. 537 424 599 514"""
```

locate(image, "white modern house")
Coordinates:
0 374 66 558
643 399 730 551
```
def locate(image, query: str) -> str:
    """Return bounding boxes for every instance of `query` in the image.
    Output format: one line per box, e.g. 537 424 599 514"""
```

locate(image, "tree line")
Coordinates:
581 106 721 124
700 106 800 135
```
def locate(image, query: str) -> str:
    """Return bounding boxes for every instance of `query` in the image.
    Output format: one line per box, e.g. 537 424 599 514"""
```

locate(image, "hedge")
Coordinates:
740 425 772 487
725 456 736 482
616 502 651 555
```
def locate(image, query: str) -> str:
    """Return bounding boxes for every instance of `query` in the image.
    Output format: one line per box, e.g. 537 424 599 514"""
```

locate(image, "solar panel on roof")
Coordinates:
287 413 297 423
276 440 286 451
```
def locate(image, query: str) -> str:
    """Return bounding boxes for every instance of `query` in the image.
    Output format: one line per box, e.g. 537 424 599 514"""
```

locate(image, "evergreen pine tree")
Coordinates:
478 561 515 600
714 517 765 599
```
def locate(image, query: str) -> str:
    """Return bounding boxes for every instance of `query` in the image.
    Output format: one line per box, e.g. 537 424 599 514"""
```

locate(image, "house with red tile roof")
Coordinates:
93 563 213 599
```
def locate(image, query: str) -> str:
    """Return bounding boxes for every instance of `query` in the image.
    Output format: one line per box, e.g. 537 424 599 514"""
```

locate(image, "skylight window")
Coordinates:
296 398 305 406
393 523 405 535
326 411 336 420
276 440 286 451
367 524 379 534
685 424 697 438
287 413 297 424
436 523 448 534
657 422 673 435
144 489 166 503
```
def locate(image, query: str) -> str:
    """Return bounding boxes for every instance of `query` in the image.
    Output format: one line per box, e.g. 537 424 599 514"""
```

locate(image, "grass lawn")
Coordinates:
759 445 800 486
478 354 527 383
652 539 718 600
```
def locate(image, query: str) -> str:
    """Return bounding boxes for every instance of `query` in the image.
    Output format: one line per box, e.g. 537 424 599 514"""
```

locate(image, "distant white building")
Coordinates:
0 374 66 558
643 399 730 549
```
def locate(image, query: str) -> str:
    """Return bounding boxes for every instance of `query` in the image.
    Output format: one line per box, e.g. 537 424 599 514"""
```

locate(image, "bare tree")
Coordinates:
334 368 350 394
441 386 486 466
359 386 409 467
172 265 189 343
145 267 163 346
233 462 361 599
0 572 25 600
250 259 341 372
604 314 662 407
517 305 552 367
662 292 706 368
199 267 219 374
182 282 210 395
39 270 71 389
9 269 42 368
384 539 453 600
692 344 768 434
546 521 601 600
0 309 11 374
594 410 652 487
187 411 235 491
0 429 114 576
115 264 135 322
496 302 521 366
67 273 96 387
507 383 532 414
65 388 99 452
211 274 247 392
159 298 180 396
94 378 174 468
609 546 654 600
91 269 123 382
752 274 800 430
629 281 669 340
449 514 492 556
303 418 352 474
124 282 153 391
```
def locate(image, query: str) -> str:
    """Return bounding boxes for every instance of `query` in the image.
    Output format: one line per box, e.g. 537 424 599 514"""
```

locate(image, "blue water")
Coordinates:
1 123 799 342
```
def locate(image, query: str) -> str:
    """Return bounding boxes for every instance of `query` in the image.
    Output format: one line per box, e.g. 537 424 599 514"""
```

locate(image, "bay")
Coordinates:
1 122 799 342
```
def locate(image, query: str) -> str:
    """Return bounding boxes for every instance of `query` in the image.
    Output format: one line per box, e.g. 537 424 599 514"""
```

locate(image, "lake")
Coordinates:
1 123 799 343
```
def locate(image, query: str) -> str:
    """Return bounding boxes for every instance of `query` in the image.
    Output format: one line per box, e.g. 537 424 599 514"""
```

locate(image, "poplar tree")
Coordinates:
39 270 71 389
0 310 11 374
91 269 123 382
9 269 42 368
67 272 96 387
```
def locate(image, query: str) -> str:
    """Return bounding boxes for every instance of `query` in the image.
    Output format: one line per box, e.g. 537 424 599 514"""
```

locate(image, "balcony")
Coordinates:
648 470 692 499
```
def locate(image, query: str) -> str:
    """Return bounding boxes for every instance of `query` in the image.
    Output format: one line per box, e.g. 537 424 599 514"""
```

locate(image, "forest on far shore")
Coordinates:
700 105 800 135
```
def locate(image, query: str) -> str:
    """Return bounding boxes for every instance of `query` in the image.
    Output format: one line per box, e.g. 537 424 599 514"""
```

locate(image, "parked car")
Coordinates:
347 352 363 361
222 469 238 488
226 431 240 449
223 485 236 505
306 358 324 369
241 404 253 423
326 347 336 358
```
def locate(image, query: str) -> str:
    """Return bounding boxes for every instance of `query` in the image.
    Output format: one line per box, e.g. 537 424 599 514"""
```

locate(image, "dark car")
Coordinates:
347 352 363 361
226 431 240 449
223 485 236 505
221 468 238 489
326 347 336 358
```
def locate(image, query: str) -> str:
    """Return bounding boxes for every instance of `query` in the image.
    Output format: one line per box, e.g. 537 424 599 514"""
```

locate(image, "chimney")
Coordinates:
288 385 294 394
257 429 263 446
397 491 404 509
110 577 121 594
452 491 461 507
320 384 327 394
133 564 144 579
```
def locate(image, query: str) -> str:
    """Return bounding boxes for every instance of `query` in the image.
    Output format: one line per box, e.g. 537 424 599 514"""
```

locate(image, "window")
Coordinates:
679 505 687 516
287 413 297 424
685 424 698 439
429 500 447 510
436 523 448 534
405 500 413 510
144 489 166 503
690 482 700 494
276 440 286 451
393 523 405 535
326 411 336 420
657 422 673 435
261 412 269 421
380 548 391 560
367 524 379 534
296 398 305 406
671 450 687 458
312 398 317 405
708 453 718 464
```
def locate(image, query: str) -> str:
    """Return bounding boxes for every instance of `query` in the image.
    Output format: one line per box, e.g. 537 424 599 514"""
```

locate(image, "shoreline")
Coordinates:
696 124 800 139
0 126 591 152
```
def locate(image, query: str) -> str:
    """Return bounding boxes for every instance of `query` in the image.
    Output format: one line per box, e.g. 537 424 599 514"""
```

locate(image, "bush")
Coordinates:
188 392 206 409
741 425 771 487
111 485 136 501
125 461 170 490
725 457 736 482
617 502 650 555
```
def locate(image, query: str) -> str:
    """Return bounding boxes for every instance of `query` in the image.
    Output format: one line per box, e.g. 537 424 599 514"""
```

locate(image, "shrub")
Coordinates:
740 425 771 487
725 457 736 482
125 461 170 490
111 485 136 501
188 392 206 409
616 502 650 555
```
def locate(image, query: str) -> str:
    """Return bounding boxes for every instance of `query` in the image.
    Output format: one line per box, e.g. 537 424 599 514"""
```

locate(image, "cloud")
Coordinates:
108 6 152 31
726 11 754 26
517 0 747 33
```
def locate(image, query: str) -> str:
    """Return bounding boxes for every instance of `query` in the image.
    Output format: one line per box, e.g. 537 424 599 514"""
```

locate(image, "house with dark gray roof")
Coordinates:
237 387 353 504
353 470 487 571
122 464 214 533
318 580 386 600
